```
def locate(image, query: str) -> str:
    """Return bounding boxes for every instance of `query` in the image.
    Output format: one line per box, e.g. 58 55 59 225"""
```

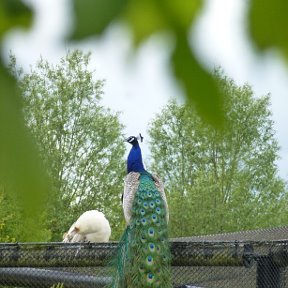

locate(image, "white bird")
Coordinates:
63 210 111 243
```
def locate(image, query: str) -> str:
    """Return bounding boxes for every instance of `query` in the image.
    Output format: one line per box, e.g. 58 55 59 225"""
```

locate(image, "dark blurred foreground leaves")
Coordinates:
70 0 224 126
0 61 50 241
0 0 32 37
0 0 50 241
70 0 288 127
249 0 288 58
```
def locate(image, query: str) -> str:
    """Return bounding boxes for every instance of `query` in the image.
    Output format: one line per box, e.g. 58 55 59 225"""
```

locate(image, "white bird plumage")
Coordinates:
63 210 111 243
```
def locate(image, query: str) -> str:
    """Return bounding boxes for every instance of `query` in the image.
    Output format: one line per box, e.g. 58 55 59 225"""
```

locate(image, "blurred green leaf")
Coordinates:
124 0 168 45
0 0 32 37
171 32 224 127
162 0 202 29
0 61 50 242
249 0 288 57
124 0 202 45
70 0 127 40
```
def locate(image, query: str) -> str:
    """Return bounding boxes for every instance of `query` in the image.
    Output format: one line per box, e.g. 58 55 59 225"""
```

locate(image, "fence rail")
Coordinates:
0 233 288 287
0 241 254 268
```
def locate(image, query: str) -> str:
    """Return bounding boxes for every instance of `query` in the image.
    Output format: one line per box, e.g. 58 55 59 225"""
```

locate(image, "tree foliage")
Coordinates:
148 73 288 237
9 50 126 240
0 185 16 242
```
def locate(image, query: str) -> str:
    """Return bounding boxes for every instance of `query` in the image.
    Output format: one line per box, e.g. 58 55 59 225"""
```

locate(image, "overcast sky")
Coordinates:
3 0 288 179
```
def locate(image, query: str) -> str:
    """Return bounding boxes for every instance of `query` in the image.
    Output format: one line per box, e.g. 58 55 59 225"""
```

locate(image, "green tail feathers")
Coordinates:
128 173 171 287
109 173 171 288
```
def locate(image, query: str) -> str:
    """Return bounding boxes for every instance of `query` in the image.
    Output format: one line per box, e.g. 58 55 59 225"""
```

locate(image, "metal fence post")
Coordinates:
256 256 282 288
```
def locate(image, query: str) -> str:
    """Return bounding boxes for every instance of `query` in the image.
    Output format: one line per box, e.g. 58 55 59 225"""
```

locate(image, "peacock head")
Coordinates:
126 133 143 146
126 133 145 173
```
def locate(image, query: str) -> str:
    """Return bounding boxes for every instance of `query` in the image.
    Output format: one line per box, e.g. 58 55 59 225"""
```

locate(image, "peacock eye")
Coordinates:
148 227 155 236
149 243 155 252
127 136 134 143
146 255 154 266
146 272 155 284
141 234 146 243
149 201 155 208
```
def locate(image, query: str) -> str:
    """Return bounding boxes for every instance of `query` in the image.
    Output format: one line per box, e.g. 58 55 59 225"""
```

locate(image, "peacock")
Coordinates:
109 134 171 288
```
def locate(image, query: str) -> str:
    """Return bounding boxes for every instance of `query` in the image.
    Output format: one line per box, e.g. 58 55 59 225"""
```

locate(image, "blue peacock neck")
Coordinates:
127 142 146 173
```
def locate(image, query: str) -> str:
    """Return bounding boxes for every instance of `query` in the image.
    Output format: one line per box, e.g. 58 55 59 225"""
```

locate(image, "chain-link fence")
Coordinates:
0 227 288 288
